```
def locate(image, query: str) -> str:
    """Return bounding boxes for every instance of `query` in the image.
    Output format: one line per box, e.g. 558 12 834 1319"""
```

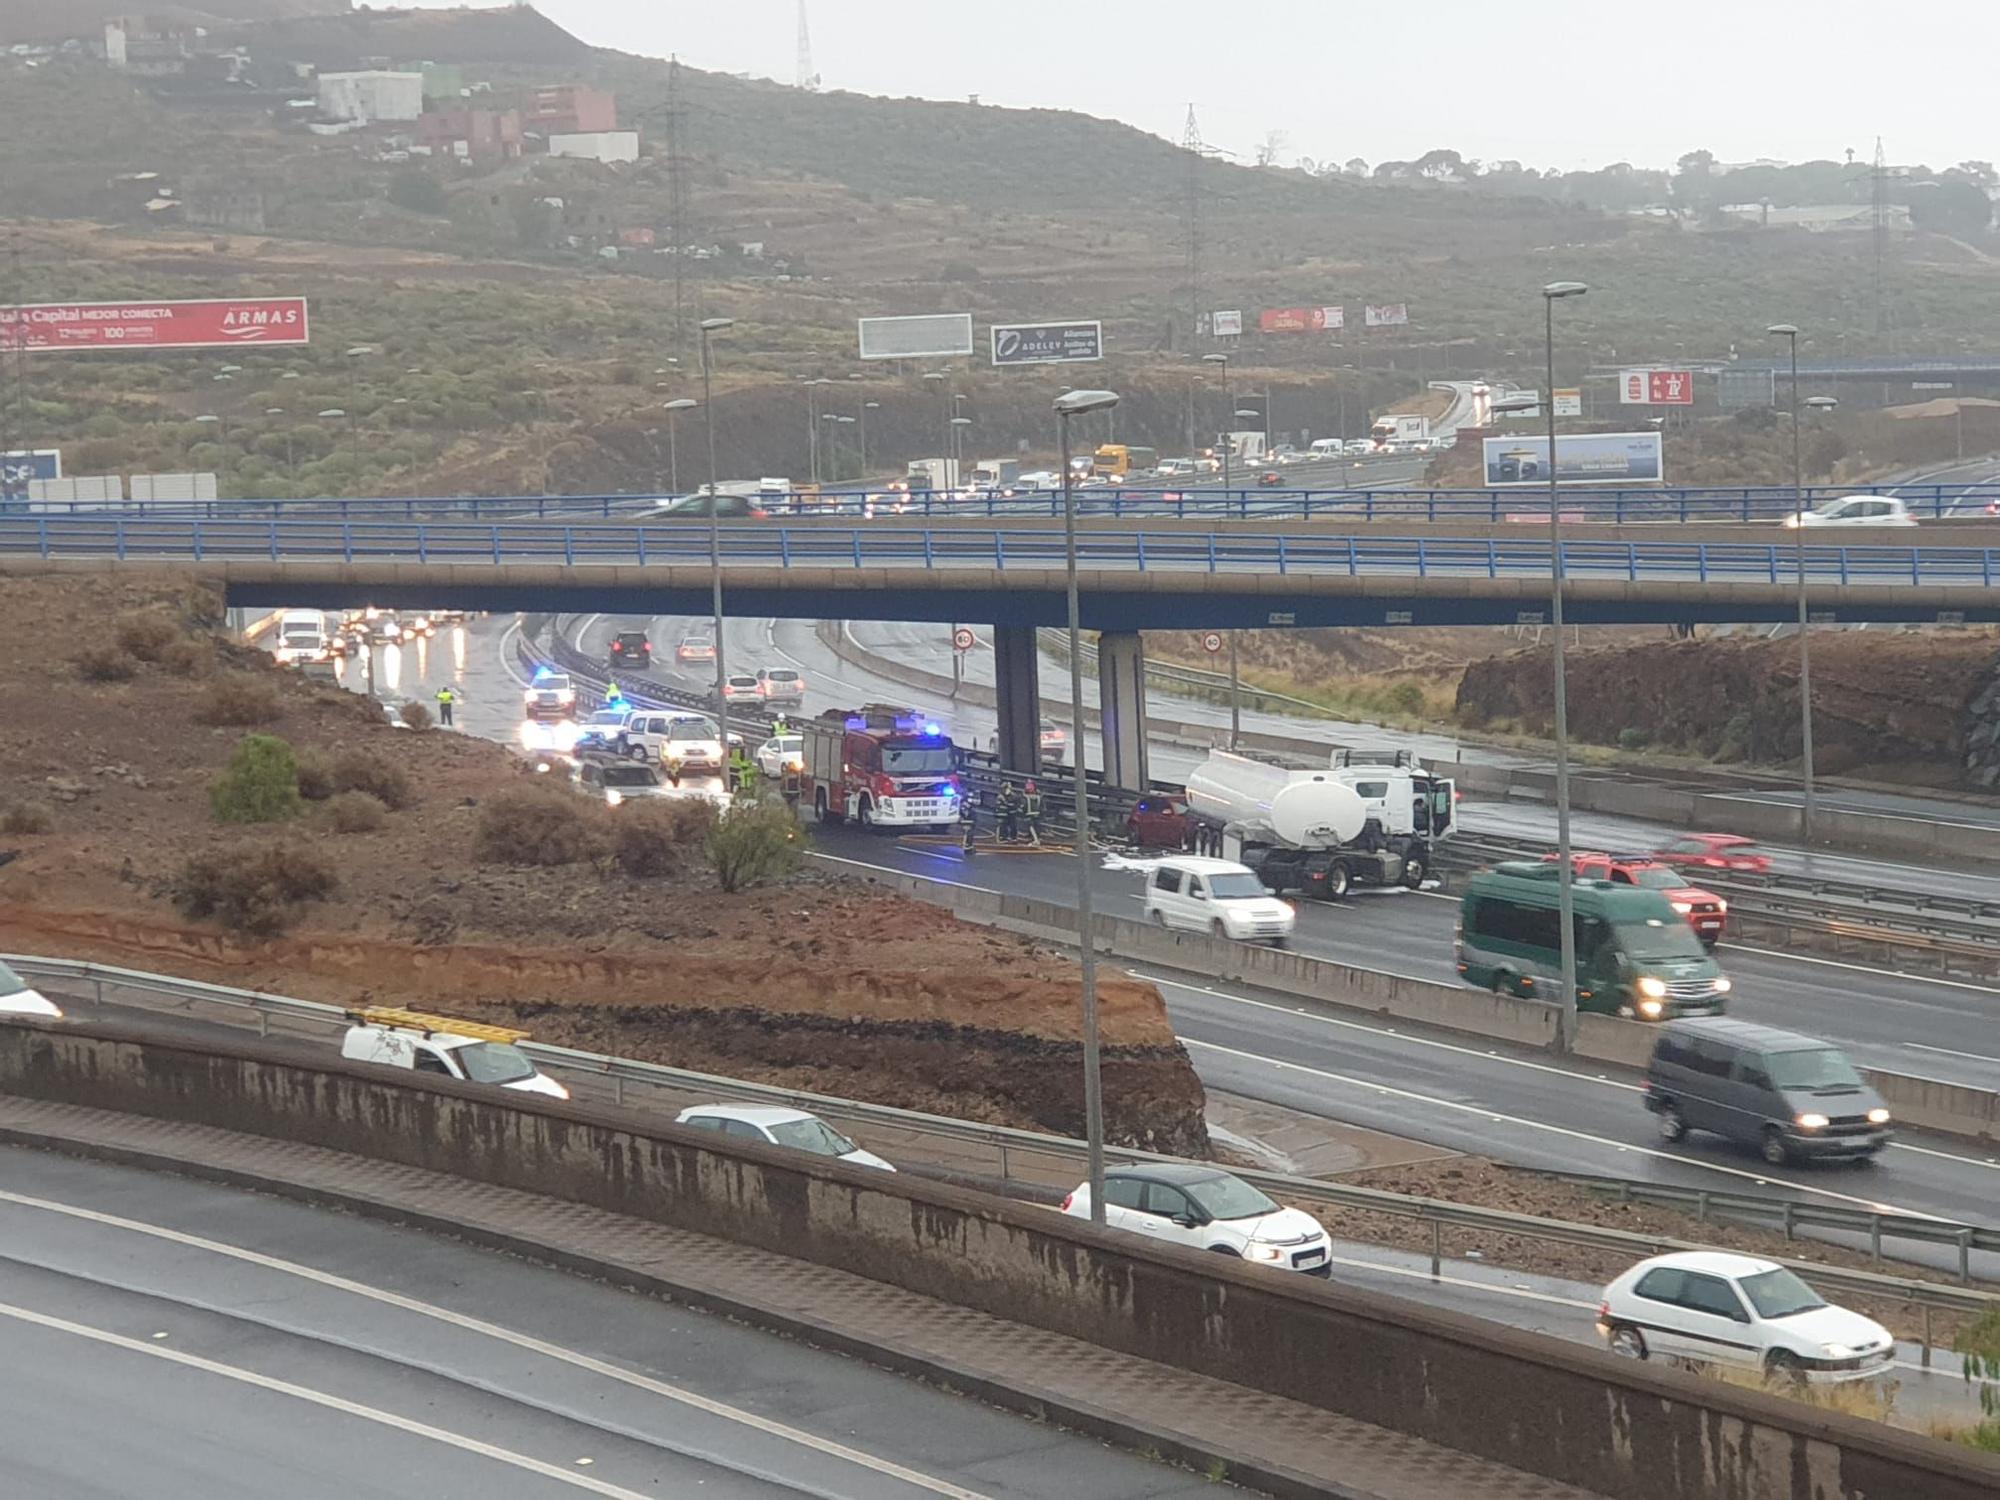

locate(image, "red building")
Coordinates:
526 84 616 136
417 108 524 160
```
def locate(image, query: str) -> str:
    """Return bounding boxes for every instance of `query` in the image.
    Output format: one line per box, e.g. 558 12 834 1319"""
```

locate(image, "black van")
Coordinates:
1644 1018 1891 1166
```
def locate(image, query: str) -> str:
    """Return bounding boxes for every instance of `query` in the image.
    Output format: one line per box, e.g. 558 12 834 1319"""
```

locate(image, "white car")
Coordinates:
339 1009 569 1100
1597 1251 1895 1385
523 669 577 721
755 667 805 706
675 1104 895 1171
1015 470 1062 490
573 759 671 806
718 673 762 706
756 734 804 778
0 960 61 1018
1141 856 1294 945
1781 494 1916 529
660 714 727 773
1062 1164 1332 1276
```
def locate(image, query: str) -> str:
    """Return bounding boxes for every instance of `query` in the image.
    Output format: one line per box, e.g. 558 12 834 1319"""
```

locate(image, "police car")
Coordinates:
339 1007 569 1099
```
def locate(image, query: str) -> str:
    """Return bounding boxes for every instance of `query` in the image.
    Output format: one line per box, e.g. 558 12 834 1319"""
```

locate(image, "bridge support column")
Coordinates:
991 624 1042 773
1097 631 1150 791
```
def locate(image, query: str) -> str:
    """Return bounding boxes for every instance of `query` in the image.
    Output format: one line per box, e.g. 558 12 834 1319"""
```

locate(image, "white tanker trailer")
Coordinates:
1183 750 1453 898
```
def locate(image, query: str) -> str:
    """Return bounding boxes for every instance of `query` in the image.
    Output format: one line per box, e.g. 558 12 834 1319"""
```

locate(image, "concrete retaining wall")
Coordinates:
2 1017 1991 1500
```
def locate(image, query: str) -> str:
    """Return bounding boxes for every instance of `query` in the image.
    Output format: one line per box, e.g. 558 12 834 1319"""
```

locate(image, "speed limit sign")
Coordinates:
952 626 976 652
1201 631 1224 655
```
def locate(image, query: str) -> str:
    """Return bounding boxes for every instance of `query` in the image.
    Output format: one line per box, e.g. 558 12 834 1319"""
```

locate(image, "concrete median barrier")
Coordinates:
0 1017 1990 1500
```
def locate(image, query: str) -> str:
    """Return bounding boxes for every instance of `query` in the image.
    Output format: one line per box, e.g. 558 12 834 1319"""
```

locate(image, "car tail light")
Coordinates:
1061 1192 1074 1211
1597 1300 1610 1319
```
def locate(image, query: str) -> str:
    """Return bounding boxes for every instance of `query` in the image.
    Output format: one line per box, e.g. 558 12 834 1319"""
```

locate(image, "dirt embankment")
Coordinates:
0 574 1206 1152
1456 630 2000 782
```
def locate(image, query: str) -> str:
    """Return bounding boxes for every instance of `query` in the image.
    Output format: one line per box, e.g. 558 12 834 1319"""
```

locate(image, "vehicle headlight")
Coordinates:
1796 1112 1830 1130
1244 1245 1285 1263
605 790 624 806
1638 999 1664 1018
547 1079 571 1101
1715 899 1728 913
1637 976 1667 999
1670 901 1693 914
1714 977 1732 993
1783 515 1801 529
1867 1107 1891 1125
1820 1342 1847 1357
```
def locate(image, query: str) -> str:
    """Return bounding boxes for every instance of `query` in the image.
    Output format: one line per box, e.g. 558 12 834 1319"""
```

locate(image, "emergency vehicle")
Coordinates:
801 705 962 830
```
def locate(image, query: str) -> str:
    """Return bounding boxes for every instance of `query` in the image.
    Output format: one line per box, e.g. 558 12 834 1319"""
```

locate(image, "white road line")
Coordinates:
0 1299 660 1500
1907 1042 2000 1065
1723 943 2000 1000
0 1188 995 1500
496 618 532 689
1178 1036 1948 1217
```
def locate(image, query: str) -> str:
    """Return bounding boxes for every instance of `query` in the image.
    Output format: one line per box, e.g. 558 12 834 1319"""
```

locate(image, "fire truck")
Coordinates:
801 705 962 830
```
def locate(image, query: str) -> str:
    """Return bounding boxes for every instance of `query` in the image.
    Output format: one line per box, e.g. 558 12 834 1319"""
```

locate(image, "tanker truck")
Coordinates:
1183 750 1454 899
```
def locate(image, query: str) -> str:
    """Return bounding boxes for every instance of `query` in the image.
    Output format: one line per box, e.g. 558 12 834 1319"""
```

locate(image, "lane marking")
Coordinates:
1176 1036 1950 1217
1721 943 2000 1001
1907 1042 2000 1065
0 1187 994 1500
0 1299 660 1499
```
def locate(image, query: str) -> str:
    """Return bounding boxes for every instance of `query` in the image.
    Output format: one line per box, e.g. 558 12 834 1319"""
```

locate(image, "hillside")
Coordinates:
0 0 349 45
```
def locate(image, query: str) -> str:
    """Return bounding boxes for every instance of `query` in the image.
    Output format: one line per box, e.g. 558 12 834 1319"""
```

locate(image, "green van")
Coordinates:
1457 862 1731 1020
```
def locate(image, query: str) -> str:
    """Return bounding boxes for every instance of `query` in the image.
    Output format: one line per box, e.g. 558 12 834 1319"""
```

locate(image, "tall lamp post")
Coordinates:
1202 353 1232 492
1542 281 1588 1051
922 370 950 492
1768 322 1821 850
699 317 735 756
950 414 972 493
804 378 832 486
1056 386 1120 1228
859 400 880 482
1226 405 1262 746
661 397 697 495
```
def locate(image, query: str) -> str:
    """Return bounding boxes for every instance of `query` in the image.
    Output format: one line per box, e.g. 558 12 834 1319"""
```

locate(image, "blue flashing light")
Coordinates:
941 785 956 798
532 667 554 682
924 722 942 736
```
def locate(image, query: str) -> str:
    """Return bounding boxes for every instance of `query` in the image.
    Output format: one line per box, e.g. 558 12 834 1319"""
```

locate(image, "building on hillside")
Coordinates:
548 131 639 165
1718 202 1911 233
417 107 523 161
317 70 424 123
526 83 616 135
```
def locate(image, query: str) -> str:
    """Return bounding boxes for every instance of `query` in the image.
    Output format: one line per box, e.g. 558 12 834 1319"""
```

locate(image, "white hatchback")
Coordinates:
1597 1251 1895 1385
1781 494 1916 529
1142 857 1294 946
1063 1164 1332 1276
676 1104 895 1171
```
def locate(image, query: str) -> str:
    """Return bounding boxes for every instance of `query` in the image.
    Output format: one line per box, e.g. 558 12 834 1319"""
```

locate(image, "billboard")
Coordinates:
857 313 974 361
1211 309 1243 338
1553 389 1582 417
0 297 309 352
1259 306 1343 334
1 448 60 503
1481 432 1665 487
990 320 1103 366
1619 368 1695 405
1717 369 1775 412
1363 302 1409 328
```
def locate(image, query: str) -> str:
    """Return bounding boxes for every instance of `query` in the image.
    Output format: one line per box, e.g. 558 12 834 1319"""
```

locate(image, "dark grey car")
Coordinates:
1644 1017 1891 1166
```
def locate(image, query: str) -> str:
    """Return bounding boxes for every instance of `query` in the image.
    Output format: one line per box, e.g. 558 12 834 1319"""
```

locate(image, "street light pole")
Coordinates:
1056 386 1119 1229
860 400 879 481
1543 280 1588 1053
1203 353 1232 495
662 397 697 496
1769 324 1816 849
700 317 735 755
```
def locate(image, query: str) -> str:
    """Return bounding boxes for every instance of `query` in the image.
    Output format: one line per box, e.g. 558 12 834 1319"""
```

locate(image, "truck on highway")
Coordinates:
272 610 331 666
1184 749 1454 898
971 459 1021 490
1369 413 1432 452
905 458 960 494
802 704 963 831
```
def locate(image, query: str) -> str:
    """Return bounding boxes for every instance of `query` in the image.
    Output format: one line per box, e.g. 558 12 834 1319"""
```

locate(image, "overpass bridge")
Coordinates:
9 512 1995 789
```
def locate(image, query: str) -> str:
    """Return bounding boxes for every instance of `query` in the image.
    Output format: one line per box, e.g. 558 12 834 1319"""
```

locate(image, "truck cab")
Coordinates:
803 706 962 831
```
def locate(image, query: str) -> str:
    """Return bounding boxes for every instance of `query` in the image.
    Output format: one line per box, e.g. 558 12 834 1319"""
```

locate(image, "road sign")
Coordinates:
1553 389 1582 418
952 626 975 652
1201 631 1224 654
1620 369 1694 405
990 320 1102 366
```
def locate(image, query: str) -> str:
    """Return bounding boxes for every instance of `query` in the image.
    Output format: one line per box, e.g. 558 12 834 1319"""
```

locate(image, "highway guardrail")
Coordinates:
9 950 1995 1355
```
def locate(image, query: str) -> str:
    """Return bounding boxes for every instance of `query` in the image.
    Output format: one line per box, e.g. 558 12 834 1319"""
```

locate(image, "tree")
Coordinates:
1955 1305 2000 1451
1343 156 1369 177
1254 129 1289 169
387 172 447 215
1414 148 1464 181
1676 148 1716 176
1954 160 1998 187
1908 179 1993 236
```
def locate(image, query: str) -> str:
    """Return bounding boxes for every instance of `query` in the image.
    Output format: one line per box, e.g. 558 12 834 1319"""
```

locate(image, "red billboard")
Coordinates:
1259 306 1343 333
0 297 310 353
1620 369 1695 405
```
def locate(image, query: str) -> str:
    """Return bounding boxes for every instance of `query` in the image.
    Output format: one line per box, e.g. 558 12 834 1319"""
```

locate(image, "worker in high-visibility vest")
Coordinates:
1021 779 1044 845
434 685 456 727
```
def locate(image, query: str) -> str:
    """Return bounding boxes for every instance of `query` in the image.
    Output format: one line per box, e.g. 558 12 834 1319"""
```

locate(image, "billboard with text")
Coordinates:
1259 306 1343 333
857 313 974 361
1211 309 1243 337
0 297 308 352
990 320 1103 365
1363 303 1409 328
1620 369 1695 405
1482 432 1665 487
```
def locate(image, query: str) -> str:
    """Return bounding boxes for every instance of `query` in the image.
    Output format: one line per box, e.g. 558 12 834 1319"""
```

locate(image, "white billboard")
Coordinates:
1482 432 1665 487
1364 303 1410 327
991 321 1103 365
1211 309 1243 338
857 313 974 361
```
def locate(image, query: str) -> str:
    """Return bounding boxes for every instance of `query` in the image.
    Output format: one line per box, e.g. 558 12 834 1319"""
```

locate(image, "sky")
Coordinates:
411 0 1996 173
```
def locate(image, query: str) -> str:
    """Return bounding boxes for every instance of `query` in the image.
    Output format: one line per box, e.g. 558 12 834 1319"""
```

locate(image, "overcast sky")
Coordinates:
424 0 1993 173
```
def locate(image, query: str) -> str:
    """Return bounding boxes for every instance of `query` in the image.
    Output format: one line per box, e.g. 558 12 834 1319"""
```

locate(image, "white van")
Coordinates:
272 610 330 666
1307 438 1343 458
339 1007 569 1099
1141 857 1295 945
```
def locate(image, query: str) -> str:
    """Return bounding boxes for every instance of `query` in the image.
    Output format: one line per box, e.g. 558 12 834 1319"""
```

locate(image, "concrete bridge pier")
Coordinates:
1097 631 1150 790
991 624 1043 774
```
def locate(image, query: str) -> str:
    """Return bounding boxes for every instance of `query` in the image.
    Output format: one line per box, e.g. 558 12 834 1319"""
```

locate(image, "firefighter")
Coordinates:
1021 778 1044 846
959 786 981 853
727 743 756 796
434 684 456 727
996 779 1027 842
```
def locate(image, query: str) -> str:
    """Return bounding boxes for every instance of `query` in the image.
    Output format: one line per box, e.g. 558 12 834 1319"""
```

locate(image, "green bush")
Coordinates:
474 787 604 866
195 673 283 726
323 790 388 833
170 843 337 935
73 646 136 683
706 801 807 892
330 750 413 810
1617 727 1653 751
209 734 302 824
609 798 717 877
1385 681 1426 716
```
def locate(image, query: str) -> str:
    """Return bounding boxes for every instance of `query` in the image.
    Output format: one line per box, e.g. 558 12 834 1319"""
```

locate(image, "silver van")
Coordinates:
1645 1017 1891 1166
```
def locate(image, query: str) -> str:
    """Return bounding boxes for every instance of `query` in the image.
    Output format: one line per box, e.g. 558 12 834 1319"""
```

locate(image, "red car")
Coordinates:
1125 795 1191 849
1652 834 1773 877
1552 851 1728 947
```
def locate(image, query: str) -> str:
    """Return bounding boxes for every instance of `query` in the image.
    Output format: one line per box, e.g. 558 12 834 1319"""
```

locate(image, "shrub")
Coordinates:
330 750 413 810
474 787 603 866
324 790 389 833
609 798 717 876
1617 726 1653 751
178 583 226 630
170 843 337 935
0 802 53 835
398 700 434 731
706 801 807 892
295 752 335 801
113 609 181 661
209 733 302 824
1385 680 1426 717
74 646 137 683
195 673 282 726
157 638 214 677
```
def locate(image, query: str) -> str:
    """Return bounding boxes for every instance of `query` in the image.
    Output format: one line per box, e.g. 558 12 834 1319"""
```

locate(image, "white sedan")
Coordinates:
675 1104 895 1171
756 734 804 778
1062 1164 1332 1276
0 960 61 1018
1781 494 1916 528
1597 1251 1895 1385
